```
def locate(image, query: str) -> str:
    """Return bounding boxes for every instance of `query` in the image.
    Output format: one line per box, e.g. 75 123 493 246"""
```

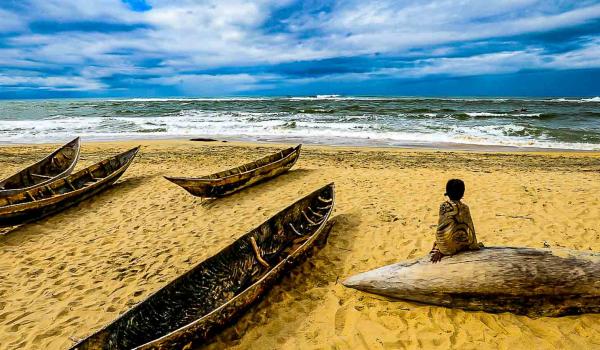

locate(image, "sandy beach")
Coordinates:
1 140 600 350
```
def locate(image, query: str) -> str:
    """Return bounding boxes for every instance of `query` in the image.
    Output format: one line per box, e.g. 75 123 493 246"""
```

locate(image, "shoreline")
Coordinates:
2 135 600 154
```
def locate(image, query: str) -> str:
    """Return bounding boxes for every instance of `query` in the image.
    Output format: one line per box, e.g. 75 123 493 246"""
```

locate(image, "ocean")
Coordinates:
1 96 599 150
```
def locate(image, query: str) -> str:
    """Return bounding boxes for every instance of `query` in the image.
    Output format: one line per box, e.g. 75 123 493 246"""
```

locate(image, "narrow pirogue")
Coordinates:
0 146 139 227
343 247 600 317
71 182 335 350
0 137 81 197
164 144 301 198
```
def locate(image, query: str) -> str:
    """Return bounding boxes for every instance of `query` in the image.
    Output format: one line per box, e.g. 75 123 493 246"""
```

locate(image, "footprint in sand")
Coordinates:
334 304 350 336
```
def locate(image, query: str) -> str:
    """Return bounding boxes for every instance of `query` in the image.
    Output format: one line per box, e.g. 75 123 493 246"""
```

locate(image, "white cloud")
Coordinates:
277 39 600 85
349 41 600 79
294 1 600 57
0 74 106 90
0 9 26 32
23 0 137 23
146 73 278 94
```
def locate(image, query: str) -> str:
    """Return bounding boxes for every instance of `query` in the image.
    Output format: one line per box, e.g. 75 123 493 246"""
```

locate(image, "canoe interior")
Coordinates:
0 146 139 209
72 183 335 350
204 144 300 180
0 137 80 193
343 247 600 317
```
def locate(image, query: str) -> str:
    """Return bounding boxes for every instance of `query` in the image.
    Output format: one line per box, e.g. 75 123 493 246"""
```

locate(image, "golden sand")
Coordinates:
1 140 600 350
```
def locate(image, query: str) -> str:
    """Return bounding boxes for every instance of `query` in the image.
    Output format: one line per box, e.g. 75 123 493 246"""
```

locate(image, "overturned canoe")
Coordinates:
165 144 301 198
343 247 600 317
0 146 139 227
71 182 335 349
0 137 81 197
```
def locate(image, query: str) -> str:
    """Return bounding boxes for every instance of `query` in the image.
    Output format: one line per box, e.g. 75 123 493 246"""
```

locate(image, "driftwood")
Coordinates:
71 183 335 350
0 146 139 227
0 137 80 197
164 145 301 198
343 247 600 317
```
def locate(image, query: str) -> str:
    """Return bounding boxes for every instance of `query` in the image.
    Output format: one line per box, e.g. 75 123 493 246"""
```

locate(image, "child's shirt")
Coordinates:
435 200 480 255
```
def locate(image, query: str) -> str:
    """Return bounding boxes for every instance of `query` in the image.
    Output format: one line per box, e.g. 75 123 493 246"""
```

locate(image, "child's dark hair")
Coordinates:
445 179 465 200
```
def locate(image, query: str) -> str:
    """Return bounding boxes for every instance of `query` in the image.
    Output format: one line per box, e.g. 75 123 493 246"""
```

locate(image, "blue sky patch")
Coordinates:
29 21 150 33
122 0 152 12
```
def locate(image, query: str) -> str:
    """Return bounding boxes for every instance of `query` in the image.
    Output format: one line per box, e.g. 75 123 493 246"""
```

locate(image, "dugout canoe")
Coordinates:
165 144 301 198
71 182 335 350
343 247 600 317
0 146 139 227
0 137 80 197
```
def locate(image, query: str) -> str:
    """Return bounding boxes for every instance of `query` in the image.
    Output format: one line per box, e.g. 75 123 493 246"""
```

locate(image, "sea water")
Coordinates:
0 96 599 150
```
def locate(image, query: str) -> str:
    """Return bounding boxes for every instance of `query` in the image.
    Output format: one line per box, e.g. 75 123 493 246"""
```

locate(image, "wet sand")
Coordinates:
1 140 600 349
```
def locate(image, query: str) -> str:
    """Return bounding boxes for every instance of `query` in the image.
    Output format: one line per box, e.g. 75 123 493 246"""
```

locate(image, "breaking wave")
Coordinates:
0 97 599 150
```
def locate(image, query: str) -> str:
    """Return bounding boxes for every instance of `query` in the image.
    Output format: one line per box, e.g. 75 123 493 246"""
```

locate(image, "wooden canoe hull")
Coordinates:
164 144 301 198
0 147 139 227
0 137 81 197
343 247 600 317
71 183 335 350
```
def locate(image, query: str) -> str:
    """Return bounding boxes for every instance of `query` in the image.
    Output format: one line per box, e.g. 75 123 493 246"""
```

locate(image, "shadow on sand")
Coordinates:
199 169 314 209
198 212 362 349
0 174 152 243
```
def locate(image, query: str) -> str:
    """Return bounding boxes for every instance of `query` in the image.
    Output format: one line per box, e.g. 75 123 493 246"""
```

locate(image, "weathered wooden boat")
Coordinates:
71 182 335 350
343 247 600 317
0 137 80 197
164 144 301 198
0 146 139 227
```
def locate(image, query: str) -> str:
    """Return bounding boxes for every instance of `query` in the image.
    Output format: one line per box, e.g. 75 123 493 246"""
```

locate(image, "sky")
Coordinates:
0 0 599 98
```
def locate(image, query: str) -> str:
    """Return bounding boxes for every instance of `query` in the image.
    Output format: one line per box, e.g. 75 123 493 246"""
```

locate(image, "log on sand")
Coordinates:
343 247 600 317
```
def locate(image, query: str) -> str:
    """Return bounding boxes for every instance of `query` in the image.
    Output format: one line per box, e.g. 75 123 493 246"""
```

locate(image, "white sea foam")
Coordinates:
0 112 597 151
431 98 509 102
286 96 398 101
44 114 70 120
582 97 600 102
548 97 600 103
1 101 599 150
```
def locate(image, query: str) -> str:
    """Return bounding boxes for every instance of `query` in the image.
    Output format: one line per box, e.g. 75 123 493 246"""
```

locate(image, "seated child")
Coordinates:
430 179 482 263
